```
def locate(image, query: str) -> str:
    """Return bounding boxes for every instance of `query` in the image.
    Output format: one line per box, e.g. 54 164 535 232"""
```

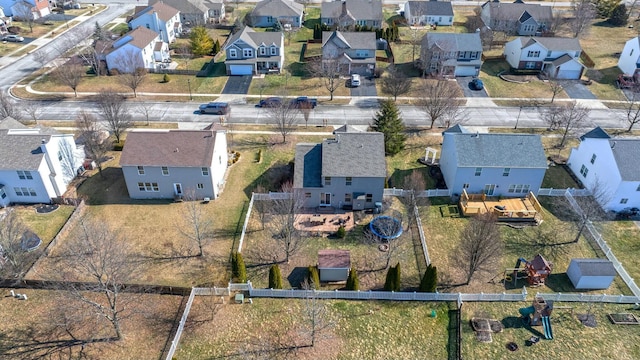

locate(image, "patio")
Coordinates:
295 208 355 233
459 189 543 223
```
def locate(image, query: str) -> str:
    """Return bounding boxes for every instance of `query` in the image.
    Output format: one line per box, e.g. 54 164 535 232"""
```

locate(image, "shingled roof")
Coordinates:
226 26 282 49
481 1 552 22
609 139 640 181
406 1 454 17
570 259 616 277
0 128 58 171
131 2 179 22
318 249 351 269
120 130 218 167
251 0 303 17
322 31 376 50
149 0 209 14
322 0 383 21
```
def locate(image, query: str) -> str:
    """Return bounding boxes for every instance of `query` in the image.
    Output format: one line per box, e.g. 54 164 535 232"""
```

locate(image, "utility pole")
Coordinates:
514 106 522 129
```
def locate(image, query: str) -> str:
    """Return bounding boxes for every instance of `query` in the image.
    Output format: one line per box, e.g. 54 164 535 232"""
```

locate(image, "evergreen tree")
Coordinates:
608 3 628 26
269 264 283 289
336 225 346 238
212 39 221 55
346 267 359 290
308 266 320 289
190 26 214 56
372 100 406 156
94 21 105 41
236 252 247 282
383 265 394 291
420 264 438 292
231 252 239 279
393 262 401 291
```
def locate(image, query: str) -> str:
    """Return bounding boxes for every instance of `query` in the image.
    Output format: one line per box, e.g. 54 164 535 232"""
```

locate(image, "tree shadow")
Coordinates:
286 266 308 289
242 159 294 198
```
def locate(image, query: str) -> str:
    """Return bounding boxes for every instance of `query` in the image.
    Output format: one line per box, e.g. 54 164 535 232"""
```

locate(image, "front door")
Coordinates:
320 193 331 206
174 183 183 196
484 184 496 196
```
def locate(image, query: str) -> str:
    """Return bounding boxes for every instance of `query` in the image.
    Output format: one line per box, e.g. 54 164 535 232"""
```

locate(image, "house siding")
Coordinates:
301 176 384 209
618 38 640 75
122 165 216 200
319 267 349 282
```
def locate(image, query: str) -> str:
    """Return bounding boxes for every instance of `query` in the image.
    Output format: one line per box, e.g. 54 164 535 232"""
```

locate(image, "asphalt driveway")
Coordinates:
222 75 252 94
561 80 596 99
456 77 488 98
350 77 377 97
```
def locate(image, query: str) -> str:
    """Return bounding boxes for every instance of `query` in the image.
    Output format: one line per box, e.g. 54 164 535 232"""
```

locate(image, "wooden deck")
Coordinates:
460 190 542 222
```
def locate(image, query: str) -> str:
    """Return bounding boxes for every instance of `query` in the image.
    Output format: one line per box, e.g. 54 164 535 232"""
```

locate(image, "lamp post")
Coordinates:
187 79 192 101
514 106 522 129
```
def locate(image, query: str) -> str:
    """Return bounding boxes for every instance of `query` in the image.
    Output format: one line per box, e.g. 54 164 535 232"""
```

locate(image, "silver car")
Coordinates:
3 35 25 42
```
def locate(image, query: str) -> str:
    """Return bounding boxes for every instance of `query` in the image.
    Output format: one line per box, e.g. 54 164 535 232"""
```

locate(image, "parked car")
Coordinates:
289 96 317 109
3 35 24 42
350 74 361 87
256 97 283 108
199 102 230 115
470 78 484 91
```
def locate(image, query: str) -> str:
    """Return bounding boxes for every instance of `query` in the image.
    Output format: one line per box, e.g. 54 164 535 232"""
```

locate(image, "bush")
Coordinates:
232 252 247 282
336 225 346 238
419 264 438 292
307 265 320 289
384 263 401 292
256 149 263 163
162 73 170 83
346 268 359 290
108 69 120 76
269 264 282 289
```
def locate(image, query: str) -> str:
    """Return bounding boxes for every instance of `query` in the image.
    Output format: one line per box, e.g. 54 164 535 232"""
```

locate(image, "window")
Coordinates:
475 167 482 176
637 184 640 191
201 167 209 176
463 183 470 189
621 198 629 204
527 50 540 57
17 171 33 180
197 183 204 189
580 164 589 178
137 182 159 192
243 49 253 57
345 193 352 202
525 61 536 69
229 48 237 58
259 46 266 55
346 177 352 186
590 154 596 164
508 184 530 193
15 187 34 196
365 194 373 203
305 192 311 198
28 188 36 196
137 166 145 175
0 188 5 199
503 168 510 177
162 166 169 176
270 46 277 55
219 156 222 165
325 177 331 185
357 20 366 26
58 151 62 161
547 50 552 57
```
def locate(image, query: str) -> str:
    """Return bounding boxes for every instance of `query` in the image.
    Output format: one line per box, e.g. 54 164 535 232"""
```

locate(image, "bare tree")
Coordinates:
0 91 23 120
547 78 564 103
543 101 590 147
621 92 640 132
76 111 110 177
308 58 342 101
265 93 300 143
302 285 335 347
134 100 156 126
177 190 214 257
299 102 313 128
0 210 29 279
416 78 465 129
13 0 36 33
362 224 406 270
51 63 85 97
456 212 502 285
252 184 269 230
380 65 412 101
95 90 132 143
571 0 597 37
400 170 429 228
120 68 147 98
267 181 305 263
22 101 42 124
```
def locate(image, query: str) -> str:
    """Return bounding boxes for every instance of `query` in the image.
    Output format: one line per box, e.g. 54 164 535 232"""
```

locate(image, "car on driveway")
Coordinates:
350 74 361 87
199 102 230 115
470 78 484 90
256 97 283 108
3 35 24 42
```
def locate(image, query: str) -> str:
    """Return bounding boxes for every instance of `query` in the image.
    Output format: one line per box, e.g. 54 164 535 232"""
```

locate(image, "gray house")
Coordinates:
120 129 228 200
149 0 210 26
321 0 383 29
294 126 386 210
248 0 304 28
404 0 454 26
420 32 483 77
205 0 225 23
224 26 284 75
322 30 376 75
439 125 547 197
567 259 616 290
480 0 553 36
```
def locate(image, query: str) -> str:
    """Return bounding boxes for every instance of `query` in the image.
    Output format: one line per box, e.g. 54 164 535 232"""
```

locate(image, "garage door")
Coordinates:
555 69 582 80
455 66 478 77
229 65 253 75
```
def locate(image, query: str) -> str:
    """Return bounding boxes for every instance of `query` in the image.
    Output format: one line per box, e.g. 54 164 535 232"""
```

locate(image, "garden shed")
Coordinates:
567 259 616 290
318 249 351 282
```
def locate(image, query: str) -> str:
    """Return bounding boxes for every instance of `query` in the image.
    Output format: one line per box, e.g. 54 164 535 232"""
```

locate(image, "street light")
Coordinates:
187 79 192 101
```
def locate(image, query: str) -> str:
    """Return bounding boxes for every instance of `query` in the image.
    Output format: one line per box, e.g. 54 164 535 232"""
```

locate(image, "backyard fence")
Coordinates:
237 193 255 252
383 188 451 197
538 188 591 197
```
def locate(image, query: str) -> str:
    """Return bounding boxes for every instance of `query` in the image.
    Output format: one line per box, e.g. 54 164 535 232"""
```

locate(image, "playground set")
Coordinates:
505 254 553 287
519 296 555 340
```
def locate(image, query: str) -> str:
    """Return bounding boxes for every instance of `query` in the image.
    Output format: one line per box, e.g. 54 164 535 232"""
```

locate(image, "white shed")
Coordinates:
318 249 351 282
567 259 616 290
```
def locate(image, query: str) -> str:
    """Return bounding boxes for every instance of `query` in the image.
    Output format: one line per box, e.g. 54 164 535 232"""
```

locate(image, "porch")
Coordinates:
459 189 543 223
257 61 280 74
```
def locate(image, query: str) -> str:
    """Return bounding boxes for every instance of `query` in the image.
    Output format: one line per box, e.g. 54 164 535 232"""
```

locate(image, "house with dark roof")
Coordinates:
104 26 170 73
439 125 547 197
567 127 640 212
566 259 616 290
149 0 211 25
119 129 228 200
420 32 482 77
293 126 386 210
0 117 84 207
618 36 640 76
404 0 454 26
322 30 376 76
321 0 383 29
248 0 304 28
223 26 284 75
480 0 552 36
504 37 585 79
128 2 182 43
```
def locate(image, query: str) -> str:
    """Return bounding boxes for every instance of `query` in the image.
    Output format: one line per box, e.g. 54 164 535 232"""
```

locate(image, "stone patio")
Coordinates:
295 208 355 234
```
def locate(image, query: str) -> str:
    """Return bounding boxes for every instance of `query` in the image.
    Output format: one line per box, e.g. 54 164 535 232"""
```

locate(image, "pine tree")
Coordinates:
346 267 359 290
212 39 221 55
336 225 346 238
190 26 214 56
420 264 438 292
236 252 247 282
308 266 320 289
383 264 396 291
608 3 628 26
231 252 239 279
372 100 406 156
269 264 283 289
393 262 401 292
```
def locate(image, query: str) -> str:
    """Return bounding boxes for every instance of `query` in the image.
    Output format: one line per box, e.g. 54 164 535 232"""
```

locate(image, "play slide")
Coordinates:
541 316 553 340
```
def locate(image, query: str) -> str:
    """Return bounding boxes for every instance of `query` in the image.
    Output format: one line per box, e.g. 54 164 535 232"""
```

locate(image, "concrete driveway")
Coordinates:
222 75 252 94
561 80 596 99
350 77 377 97
456 77 488 98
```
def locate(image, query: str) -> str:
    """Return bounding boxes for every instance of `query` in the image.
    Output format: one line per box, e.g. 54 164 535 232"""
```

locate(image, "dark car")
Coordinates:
256 97 283 108
470 78 484 91
289 96 317 109
199 102 230 115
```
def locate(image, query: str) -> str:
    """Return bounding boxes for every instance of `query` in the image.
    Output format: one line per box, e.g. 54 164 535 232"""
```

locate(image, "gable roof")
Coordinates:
481 1 552 22
549 53 584 68
445 128 547 168
0 116 27 129
579 126 611 140
205 0 224 11
318 249 351 269
225 26 282 49
530 254 552 271
0 128 60 171
322 30 376 49
149 0 209 14
294 143 323 188
406 1 454 17
570 259 616 277
120 130 219 167
521 36 582 52
322 0 383 21
251 0 303 17
608 139 640 181
115 26 160 50
131 2 179 22
422 32 483 52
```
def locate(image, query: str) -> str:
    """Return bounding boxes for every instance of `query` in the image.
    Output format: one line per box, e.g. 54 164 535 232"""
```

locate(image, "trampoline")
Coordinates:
21 230 42 252
369 215 403 241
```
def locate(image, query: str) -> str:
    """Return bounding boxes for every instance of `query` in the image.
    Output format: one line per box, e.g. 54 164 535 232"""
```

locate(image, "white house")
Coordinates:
119 128 228 200
0 117 84 207
503 37 585 79
618 36 640 75
0 0 50 19
318 249 351 282
105 26 170 73
439 125 548 197
128 2 182 44
566 259 616 290
404 1 453 26
567 127 640 212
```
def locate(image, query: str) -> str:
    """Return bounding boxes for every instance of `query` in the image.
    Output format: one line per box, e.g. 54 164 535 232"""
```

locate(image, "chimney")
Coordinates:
40 139 47 152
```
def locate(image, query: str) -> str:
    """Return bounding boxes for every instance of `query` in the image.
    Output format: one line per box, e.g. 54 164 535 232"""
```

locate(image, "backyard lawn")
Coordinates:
596 220 640 284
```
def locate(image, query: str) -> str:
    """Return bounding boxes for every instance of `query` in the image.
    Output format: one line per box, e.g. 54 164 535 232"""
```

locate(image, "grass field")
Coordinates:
596 220 640 283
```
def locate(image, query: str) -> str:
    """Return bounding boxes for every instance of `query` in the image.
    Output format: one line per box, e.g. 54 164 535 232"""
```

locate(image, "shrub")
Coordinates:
346 268 359 290
307 265 320 289
232 252 247 283
162 73 170 83
256 149 263 163
336 225 346 238
269 264 282 289
384 263 401 292
419 264 438 292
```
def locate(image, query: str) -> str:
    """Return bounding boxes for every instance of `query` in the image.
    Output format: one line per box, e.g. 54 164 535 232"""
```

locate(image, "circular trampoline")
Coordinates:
21 230 42 252
369 215 403 241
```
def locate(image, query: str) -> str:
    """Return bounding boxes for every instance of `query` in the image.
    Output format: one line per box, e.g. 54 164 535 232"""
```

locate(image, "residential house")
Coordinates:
321 0 383 29
480 0 552 36
149 0 209 26
205 0 225 23
420 32 482 77
0 6 11 34
318 249 351 282
504 37 585 79
248 0 304 28
322 30 376 75
567 127 640 212
439 125 548 197
293 125 386 210
223 26 284 75
128 2 182 44
404 0 454 26
0 0 49 19
120 129 228 200
618 36 640 75
0 117 84 207
104 26 170 73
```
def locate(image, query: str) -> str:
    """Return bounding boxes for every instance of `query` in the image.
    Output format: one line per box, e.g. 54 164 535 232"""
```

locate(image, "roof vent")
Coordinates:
611 141 616 149
175 147 179 152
